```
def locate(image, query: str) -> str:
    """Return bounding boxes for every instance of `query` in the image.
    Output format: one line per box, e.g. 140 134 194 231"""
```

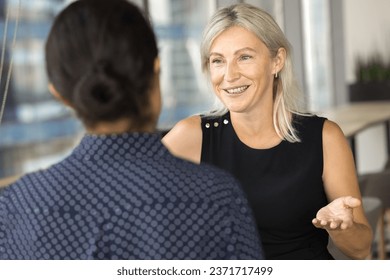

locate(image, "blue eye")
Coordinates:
240 55 252 61
211 58 223 64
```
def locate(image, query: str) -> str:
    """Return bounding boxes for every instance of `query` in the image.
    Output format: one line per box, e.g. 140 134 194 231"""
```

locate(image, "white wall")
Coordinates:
344 0 390 83
343 0 390 174
356 124 388 174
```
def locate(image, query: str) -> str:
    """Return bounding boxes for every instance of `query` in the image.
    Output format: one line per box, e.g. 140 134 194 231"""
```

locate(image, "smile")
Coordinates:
224 85 249 94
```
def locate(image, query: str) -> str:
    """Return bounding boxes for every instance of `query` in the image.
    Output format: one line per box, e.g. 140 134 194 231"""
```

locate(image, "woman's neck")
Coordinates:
230 110 282 149
87 118 156 135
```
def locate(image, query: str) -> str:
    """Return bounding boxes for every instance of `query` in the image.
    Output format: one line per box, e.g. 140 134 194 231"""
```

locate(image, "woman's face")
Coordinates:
209 26 280 115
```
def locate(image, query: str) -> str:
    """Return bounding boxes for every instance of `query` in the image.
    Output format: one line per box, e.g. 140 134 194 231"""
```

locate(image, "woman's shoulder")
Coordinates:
293 113 345 142
292 113 328 142
162 115 203 163
321 118 346 144
293 113 327 126
294 114 342 134
165 115 201 136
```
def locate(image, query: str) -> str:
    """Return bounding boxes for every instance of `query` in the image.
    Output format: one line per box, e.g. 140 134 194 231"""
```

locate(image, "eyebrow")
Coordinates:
209 47 257 57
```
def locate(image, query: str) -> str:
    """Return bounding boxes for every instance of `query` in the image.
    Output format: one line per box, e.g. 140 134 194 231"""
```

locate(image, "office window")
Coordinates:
302 0 334 111
0 0 218 179
149 0 215 129
0 0 81 178
0 0 286 179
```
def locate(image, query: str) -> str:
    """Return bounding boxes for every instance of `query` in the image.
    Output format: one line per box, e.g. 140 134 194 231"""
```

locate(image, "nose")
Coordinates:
224 61 240 82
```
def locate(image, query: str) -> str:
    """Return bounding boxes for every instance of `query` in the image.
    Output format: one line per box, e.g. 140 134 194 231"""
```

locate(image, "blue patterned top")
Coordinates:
0 133 263 259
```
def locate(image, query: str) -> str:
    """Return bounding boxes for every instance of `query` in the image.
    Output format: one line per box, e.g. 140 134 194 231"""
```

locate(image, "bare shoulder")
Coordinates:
322 119 347 145
322 119 352 165
167 115 201 134
162 115 202 163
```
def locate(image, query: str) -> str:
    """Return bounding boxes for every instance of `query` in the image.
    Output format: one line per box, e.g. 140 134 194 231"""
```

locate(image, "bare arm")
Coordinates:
313 120 373 259
162 115 202 163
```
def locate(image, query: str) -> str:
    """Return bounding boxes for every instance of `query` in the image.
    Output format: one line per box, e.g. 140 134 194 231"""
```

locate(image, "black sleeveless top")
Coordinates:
201 112 333 260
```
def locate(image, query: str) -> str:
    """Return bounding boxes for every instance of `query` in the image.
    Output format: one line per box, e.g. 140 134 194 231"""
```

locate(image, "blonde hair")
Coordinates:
201 3 307 142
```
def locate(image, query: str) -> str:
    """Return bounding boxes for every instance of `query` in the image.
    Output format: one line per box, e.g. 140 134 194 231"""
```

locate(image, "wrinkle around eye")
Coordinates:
210 60 225 68
210 56 224 63
239 55 253 61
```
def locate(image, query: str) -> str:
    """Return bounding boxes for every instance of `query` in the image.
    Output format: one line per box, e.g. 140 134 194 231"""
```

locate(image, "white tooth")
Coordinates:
227 86 247 94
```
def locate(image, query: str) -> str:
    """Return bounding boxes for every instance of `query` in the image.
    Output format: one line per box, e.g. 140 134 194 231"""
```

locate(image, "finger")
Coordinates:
312 219 320 228
312 218 322 226
330 221 339 229
312 219 326 229
340 219 353 230
340 223 348 230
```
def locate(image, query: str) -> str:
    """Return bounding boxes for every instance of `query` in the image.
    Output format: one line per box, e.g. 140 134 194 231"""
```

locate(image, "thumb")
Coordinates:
343 196 361 208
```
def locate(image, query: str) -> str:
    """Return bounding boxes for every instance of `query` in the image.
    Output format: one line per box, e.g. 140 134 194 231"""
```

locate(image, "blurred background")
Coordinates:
0 0 389 179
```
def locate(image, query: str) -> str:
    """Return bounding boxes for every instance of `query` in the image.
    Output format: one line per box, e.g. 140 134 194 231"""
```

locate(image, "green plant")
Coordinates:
355 54 390 83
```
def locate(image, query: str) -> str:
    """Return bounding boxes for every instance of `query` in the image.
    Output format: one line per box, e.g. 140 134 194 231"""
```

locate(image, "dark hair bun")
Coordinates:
45 0 158 128
73 61 127 122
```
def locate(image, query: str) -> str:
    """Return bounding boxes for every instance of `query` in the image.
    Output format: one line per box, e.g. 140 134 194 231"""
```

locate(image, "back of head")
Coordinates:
45 0 158 129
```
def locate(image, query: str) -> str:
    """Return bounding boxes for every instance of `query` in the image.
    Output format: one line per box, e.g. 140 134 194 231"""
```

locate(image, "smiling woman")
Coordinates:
162 3 373 260
207 26 284 136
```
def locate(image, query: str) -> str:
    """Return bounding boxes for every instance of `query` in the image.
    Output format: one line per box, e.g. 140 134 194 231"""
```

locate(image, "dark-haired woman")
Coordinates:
0 0 264 260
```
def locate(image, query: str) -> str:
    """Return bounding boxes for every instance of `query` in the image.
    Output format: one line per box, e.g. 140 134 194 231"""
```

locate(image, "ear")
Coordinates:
150 57 162 118
154 57 160 74
273 47 286 75
48 83 73 108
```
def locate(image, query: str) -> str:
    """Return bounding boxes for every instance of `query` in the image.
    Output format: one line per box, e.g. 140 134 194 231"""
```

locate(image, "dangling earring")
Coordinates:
275 72 278 79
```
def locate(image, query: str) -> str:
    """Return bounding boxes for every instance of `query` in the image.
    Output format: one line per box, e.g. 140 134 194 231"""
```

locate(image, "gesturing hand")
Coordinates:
312 196 361 230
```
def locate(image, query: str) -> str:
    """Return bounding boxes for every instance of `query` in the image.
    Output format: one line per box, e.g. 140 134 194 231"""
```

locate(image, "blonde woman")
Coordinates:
163 3 372 260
